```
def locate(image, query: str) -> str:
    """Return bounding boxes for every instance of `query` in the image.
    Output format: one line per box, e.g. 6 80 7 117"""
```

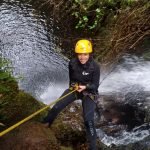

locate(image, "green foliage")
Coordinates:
0 58 16 93
0 100 8 125
0 57 16 126
0 58 15 82
72 0 140 30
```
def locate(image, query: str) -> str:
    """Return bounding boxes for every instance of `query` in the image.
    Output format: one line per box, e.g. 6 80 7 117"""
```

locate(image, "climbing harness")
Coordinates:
0 87 78 137
69 83 79 91
83 91 98 103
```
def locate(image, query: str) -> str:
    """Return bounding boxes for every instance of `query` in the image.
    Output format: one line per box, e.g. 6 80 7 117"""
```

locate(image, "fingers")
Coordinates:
77 89 82 92
77 85 86 92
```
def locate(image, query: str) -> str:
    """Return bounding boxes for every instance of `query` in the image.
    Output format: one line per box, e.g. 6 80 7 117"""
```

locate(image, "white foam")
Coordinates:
97 123 150 146
99 55 150 94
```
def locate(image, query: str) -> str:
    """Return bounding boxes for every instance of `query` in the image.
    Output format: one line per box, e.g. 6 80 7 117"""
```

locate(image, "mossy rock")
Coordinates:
0 76 47 130
0 78 18 95
0 90 47 127
51 114 86 147
49 103 87 148
0 121 60 150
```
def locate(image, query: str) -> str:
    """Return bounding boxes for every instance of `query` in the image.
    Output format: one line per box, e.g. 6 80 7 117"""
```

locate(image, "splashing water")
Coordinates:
97 123 150 146
97 54 150 146
99 54 150 94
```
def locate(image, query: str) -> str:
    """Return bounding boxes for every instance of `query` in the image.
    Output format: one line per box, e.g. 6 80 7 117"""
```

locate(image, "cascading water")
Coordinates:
0 0 69 104
99 54 150 94
0 0 149 148
98 54 150 146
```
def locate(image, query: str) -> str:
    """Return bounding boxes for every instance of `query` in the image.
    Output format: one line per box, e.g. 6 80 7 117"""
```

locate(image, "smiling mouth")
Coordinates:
80 60 85 63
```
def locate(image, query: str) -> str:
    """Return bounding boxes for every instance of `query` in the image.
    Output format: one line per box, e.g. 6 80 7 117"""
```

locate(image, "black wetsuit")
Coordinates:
43 57 100 150
69 57 100 94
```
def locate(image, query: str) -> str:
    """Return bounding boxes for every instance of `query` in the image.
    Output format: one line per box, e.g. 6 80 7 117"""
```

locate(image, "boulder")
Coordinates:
0 121 60 150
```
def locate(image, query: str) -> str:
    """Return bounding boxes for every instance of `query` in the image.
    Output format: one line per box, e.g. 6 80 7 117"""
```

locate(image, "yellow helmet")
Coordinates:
75 39 93 53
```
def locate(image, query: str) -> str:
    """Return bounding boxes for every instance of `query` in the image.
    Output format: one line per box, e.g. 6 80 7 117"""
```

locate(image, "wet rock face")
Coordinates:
0 122 60 150
95 92 150 149
125 91 150 123
102 103 145 130
51 102 87 148
0 102 87 150
97 93 146 130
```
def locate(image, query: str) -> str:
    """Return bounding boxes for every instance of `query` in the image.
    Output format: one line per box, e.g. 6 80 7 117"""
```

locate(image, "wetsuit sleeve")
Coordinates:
69 61 73 86
86 63 100 91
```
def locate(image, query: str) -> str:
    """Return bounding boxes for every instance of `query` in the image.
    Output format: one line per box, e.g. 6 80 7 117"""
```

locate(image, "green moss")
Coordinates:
0 90 47 127
0 85 10 93
0 71 47 130
0 57 48 135
51 114 86 148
